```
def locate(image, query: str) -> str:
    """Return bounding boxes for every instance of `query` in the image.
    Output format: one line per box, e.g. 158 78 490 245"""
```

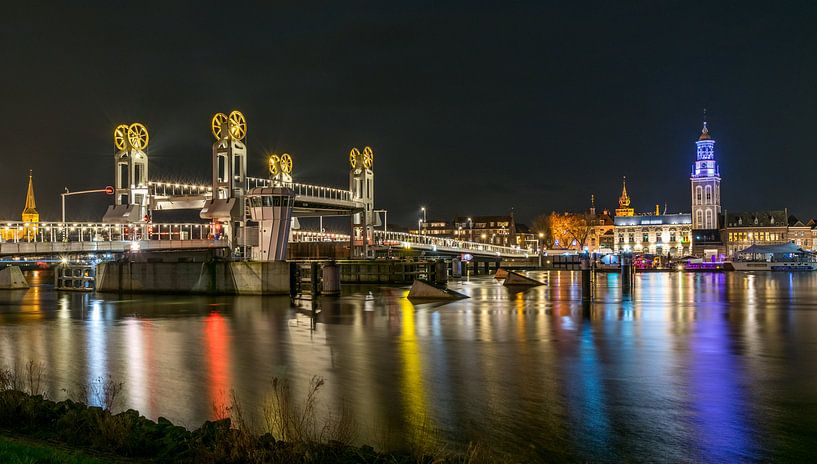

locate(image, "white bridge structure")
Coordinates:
0 222 529 258
1 111 532 260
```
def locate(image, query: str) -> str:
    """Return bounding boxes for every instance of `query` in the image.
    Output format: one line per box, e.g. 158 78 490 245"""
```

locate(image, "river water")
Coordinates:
1 270 816 462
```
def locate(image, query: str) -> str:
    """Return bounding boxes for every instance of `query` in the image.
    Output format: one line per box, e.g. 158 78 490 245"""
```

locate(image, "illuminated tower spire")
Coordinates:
615 176 634 216
690 110 721 229
21 170 39 223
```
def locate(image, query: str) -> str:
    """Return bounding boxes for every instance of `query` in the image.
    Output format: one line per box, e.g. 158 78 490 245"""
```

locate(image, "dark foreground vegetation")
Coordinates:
0 362 495 463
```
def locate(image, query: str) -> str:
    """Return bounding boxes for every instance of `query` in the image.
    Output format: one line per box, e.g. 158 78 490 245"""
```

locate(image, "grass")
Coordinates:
0 436 110 464
0 361 500 463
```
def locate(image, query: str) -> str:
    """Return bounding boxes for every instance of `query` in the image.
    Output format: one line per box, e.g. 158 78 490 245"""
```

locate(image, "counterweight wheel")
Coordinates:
268 154 281 176
362 146 373 169
228 110 247 140
211 113 228 140
280 153 293 174
349 147 361 169
114 124 130 151
127 123 149 150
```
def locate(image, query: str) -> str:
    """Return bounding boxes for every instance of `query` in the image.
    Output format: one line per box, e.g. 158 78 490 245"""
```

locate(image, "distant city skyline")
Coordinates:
1 2 815 227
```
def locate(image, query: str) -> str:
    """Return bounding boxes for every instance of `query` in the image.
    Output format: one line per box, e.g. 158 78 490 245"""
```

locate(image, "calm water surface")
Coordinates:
1 270 816 462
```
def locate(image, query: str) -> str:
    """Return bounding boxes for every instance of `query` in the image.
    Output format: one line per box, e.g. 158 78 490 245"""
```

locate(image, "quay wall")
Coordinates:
96 261 290 295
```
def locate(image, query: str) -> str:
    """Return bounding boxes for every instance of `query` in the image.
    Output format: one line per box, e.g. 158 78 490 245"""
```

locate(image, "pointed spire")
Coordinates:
619 176 630 208
22 170 39 223
699 108 712 140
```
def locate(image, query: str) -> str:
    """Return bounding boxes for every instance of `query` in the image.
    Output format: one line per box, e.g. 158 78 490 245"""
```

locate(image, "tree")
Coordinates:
548 212 574 249
547 212 593 250
531 214 554 249
564 213 593 250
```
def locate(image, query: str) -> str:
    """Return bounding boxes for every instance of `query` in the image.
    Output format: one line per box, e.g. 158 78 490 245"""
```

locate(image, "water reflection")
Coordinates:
0 270 815 460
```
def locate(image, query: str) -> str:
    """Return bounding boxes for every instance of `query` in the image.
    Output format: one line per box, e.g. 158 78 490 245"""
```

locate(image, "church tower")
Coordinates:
21 170 39 223
690 116 721 229
615 177 634 216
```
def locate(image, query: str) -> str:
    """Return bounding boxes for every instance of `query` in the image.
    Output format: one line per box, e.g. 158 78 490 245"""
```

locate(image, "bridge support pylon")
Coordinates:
348 147 375 258
201 111 248 254
104 123 150 224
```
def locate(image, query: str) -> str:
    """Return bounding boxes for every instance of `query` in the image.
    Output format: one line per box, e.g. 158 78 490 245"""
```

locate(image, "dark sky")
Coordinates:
2 1 816 227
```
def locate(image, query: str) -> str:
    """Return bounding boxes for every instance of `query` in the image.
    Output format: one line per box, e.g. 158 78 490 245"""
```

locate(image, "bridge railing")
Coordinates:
373 230 530 256
291 230 530 257
244 177 354 202
0 222 217 244
147 181 212 197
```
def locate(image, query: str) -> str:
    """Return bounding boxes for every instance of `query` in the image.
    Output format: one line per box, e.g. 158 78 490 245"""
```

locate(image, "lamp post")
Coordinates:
373 209 388 233
61 186 115 223
419 207 426 236
538 232 544 267
468 217 472 242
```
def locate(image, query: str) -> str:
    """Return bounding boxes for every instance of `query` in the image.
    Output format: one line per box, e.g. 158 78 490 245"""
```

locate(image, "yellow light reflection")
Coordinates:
398 293 430 428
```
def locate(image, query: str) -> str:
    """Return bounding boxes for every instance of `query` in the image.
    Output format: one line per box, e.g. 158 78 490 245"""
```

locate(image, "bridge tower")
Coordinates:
246 154 295 261
106 123 150 223
348 146 375 258
201 110 248 249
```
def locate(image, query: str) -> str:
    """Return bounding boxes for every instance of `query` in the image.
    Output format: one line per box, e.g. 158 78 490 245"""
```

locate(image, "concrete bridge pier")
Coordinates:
0 266 29 290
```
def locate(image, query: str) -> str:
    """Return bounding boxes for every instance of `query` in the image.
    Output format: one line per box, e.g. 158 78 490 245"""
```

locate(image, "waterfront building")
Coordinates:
414 219 454 237
453 215 518 247
690 120 721 229
724 210 788 256
613 213 692 256
587 197 615 252
689 118 726 258
789 216 812 250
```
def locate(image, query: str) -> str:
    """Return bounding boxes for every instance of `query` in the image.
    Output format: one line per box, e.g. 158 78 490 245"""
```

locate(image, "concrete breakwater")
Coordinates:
96 261 291 295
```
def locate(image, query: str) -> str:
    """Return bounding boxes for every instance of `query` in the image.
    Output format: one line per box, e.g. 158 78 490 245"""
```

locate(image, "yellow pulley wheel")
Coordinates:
349 147 360 169
280 153 293 174
362 146 373 169
128 123 149 150
268 154 280 176
114 124 130 151
228 110 247 140
211 113 228 140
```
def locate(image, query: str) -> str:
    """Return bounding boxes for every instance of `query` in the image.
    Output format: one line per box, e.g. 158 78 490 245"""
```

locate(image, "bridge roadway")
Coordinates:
0 222 531 258
149 177 361 216
293 230 532 258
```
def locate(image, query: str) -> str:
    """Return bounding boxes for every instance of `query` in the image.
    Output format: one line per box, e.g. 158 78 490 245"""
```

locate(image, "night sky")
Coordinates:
1 2 816 228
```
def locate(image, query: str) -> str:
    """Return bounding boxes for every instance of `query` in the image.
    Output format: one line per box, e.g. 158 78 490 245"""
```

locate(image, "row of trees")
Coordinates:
530 212 593 250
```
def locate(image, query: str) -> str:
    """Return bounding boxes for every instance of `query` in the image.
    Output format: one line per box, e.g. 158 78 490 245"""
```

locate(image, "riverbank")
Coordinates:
0 388 494 463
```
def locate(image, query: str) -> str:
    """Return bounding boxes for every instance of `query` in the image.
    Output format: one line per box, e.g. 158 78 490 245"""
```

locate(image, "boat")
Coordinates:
728 243 817 271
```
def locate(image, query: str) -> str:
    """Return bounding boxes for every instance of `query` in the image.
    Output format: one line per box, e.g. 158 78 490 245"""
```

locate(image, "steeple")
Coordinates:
590 193 596 215
690 111 721 230
615 176 634 216
699 109 712 141
619 177 630 208
21 170 39 223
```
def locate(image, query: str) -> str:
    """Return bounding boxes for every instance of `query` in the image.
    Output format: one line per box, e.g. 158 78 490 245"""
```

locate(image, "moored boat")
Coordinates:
728 243 817 271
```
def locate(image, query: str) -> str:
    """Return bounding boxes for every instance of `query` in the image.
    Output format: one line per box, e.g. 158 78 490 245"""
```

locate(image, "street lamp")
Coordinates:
468 217 472 242
419 207 426 236
538 232 544 267
373 209 388 233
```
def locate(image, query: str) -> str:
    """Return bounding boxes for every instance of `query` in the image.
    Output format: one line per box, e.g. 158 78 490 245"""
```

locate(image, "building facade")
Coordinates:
724 210 788 256
614 213 692 256
453 215 517 247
